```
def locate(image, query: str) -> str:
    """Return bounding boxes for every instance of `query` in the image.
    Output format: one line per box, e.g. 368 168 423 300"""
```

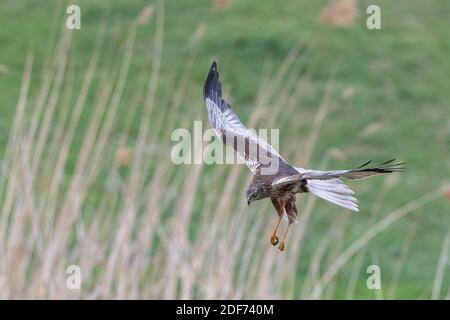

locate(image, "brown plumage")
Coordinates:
203 61 404 251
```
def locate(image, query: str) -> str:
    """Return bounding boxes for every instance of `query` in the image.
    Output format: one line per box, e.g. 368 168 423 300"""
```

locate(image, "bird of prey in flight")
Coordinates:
203 61 404 251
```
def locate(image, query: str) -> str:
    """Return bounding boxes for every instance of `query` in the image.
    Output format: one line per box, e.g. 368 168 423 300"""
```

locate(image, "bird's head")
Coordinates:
245 184 264 205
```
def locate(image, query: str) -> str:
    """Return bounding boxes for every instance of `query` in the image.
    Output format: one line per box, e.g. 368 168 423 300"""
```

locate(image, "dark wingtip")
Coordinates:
210 60 218 71
357 160 372 169
204 60 221 101
357 159 406 174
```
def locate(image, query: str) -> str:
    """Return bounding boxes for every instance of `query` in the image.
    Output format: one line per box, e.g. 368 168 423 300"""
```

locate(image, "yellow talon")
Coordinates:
278 222 291 252
271 235 279 246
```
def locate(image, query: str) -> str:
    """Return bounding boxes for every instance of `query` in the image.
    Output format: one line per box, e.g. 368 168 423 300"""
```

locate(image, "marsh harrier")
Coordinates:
203 61 404 251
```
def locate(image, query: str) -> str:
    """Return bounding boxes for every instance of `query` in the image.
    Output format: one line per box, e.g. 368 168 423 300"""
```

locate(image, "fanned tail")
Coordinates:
307 178 359 212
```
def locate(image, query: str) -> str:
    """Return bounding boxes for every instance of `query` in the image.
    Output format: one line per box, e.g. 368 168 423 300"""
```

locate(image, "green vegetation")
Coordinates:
0 0 448 299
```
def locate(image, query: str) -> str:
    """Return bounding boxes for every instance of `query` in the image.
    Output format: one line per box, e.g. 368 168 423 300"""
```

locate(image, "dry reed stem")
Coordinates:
0 2 444 300
308 189 442 298
432 227 450 299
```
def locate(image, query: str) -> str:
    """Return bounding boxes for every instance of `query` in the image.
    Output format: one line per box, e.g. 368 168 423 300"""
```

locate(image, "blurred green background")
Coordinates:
0 0 449 299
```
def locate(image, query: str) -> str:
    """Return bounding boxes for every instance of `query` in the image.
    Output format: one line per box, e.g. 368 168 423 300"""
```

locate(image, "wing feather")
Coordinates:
299 159 405 181
272 160 405 189
203 61 284 174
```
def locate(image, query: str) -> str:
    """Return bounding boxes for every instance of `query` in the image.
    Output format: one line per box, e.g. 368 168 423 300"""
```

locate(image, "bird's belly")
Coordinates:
289 184 307 195
270 181 306 197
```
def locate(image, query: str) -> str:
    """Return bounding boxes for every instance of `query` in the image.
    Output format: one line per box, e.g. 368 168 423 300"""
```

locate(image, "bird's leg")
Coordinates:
270 215 283 246
278 222 292 252
278 197 297 252
270 198 285 246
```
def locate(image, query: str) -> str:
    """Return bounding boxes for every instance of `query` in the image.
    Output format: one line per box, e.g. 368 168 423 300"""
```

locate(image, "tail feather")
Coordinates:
307 178 359 212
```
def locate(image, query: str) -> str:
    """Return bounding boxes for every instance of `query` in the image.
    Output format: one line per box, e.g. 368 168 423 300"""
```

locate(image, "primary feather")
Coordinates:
203 61 286 174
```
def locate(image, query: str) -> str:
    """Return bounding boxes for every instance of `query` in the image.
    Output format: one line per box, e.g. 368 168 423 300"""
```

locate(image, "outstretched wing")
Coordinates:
272 159 405 189
203 61 285 175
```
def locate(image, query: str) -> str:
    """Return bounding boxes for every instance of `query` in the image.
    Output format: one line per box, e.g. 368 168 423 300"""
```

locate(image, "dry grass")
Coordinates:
318 0 358 27
0 2 446 299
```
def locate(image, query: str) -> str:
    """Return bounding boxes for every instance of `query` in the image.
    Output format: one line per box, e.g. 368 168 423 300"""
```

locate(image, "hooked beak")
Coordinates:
247 199 250 206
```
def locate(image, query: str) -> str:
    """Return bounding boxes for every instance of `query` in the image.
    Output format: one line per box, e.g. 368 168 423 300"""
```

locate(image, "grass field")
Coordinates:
0 0 449 299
